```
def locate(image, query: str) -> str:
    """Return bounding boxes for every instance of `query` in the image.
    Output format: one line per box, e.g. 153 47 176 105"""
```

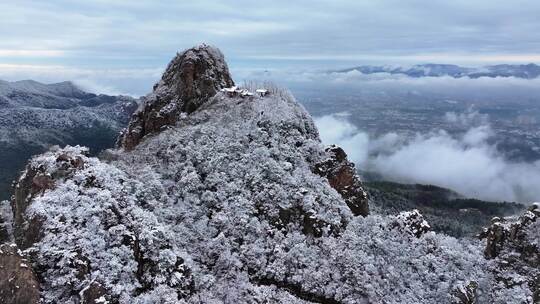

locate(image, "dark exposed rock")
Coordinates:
314 145 369 216
11 164 44 249
391 209 431 238
119 44 235 150
451 281 478 304
69 250 92 280
0 243 40 304
0 220 9 243
274 206 330 237
252 275 343 304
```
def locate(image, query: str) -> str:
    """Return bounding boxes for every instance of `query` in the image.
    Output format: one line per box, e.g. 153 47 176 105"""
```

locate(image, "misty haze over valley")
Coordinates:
227 66 540 203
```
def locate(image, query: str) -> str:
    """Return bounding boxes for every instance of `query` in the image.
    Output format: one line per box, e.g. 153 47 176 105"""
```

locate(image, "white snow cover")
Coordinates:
20 91 536 303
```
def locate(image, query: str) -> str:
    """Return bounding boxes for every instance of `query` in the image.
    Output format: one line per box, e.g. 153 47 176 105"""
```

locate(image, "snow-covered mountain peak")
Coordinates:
119 44 235 150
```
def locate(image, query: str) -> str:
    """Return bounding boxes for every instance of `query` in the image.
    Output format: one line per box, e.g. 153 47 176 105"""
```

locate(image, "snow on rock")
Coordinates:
392 209 431 238
479 203 540 303
3 45 536 303
11 145 88 249
450 280 478 304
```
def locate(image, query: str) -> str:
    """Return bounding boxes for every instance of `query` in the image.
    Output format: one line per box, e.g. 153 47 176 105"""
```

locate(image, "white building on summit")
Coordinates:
221 86 239 97
256 89 268 97
221 86 261 98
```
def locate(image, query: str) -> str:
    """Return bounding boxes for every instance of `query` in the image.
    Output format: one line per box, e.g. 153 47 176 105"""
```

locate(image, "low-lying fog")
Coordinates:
257 69 540 203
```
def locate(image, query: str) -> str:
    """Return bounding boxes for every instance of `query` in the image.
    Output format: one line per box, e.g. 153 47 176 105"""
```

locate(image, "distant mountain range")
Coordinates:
0 79 138 200
335 63 540 79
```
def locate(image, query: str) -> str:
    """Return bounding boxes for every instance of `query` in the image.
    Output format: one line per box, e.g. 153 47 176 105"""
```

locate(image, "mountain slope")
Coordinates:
367 181 526 237
0 80 138 200
0 45 538 304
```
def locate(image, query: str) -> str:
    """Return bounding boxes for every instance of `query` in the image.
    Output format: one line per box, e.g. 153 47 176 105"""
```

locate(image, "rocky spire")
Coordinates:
313 145 369 216
119 44 235 150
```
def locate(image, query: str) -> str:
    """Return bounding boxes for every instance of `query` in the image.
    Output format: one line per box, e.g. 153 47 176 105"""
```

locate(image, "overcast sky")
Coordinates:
1 0 540 95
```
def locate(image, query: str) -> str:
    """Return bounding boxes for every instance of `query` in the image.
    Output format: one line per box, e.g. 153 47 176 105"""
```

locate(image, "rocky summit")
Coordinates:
119 44 235 150
0 45 538 304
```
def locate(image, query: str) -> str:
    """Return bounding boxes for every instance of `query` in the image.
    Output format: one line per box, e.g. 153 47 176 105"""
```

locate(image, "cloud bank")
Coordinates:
2 0 540 66
315 114 540 203
2 0 540 96
246 68 540 94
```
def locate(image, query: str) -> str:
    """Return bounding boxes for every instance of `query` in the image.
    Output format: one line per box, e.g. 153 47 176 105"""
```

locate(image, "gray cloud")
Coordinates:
2 1 540 94
315 114 540 203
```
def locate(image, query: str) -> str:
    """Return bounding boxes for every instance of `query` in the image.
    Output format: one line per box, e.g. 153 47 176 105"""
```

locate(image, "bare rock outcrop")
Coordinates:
119 44 234 150
314 145 369 216
480 203 540 302
0 243 40 304
481 203 540 259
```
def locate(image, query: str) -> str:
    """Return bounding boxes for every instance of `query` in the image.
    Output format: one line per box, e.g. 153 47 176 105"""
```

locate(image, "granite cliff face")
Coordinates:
313 145 369 216
0 45 537 304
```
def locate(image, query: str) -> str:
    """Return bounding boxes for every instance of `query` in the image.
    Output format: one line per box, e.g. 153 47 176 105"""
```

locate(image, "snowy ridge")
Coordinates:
0 80 86 98
0 79 95 109
0 79 138 146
